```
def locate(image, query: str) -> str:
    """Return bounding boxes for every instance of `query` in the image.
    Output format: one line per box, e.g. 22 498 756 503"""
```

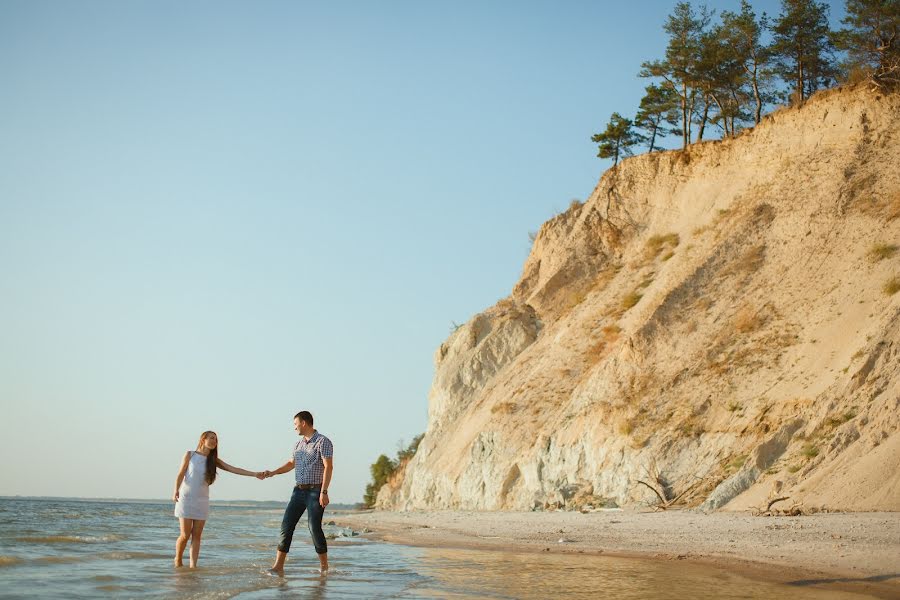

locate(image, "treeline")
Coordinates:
363 433 424 507
593 0 900 164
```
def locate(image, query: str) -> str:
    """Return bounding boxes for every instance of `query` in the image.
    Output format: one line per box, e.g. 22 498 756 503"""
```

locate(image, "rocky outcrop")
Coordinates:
377 86 900 512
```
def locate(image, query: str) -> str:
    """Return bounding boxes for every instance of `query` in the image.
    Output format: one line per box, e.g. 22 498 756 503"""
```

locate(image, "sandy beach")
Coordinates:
334 509 900 599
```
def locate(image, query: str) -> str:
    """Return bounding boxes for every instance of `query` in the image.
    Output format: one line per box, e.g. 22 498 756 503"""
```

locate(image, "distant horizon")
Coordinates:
0 495 362 508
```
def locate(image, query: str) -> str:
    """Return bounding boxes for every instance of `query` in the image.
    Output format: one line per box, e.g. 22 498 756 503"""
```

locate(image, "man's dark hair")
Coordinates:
294 411 314 426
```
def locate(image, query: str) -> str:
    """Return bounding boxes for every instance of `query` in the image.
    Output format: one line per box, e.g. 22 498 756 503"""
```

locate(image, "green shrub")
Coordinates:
645 233 680 259
363 434 425 507
801 444 819 459
363 455 397 507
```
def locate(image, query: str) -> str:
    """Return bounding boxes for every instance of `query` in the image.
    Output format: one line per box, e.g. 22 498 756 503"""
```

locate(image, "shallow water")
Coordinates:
0 498 872 598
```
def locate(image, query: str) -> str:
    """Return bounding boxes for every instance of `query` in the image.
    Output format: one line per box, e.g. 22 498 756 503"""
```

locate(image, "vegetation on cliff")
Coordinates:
594 0 899 156
363 434 423 507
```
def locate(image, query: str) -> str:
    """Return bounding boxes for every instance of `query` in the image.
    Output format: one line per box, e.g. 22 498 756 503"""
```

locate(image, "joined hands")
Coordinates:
255 470 273 480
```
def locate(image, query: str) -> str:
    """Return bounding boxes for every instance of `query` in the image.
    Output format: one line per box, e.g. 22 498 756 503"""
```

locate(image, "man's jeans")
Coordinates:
278 486 327 555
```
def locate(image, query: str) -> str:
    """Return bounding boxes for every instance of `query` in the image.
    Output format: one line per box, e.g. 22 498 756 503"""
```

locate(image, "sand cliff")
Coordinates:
379 85 900 512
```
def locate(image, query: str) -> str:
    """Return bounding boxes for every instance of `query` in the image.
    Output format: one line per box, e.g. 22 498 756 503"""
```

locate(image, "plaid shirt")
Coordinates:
292 431 333 485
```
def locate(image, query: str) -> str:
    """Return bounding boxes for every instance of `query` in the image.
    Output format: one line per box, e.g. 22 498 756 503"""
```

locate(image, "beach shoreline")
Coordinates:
333 509 900 599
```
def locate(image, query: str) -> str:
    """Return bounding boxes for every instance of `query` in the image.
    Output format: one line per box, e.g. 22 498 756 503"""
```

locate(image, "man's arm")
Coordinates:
319 457 333 508
264 460 294 478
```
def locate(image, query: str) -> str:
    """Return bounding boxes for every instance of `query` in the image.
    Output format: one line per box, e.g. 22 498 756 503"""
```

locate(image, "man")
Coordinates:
263 410 334 573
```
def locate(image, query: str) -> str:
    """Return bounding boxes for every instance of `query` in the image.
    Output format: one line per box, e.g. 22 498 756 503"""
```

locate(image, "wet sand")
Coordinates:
333 509 900 599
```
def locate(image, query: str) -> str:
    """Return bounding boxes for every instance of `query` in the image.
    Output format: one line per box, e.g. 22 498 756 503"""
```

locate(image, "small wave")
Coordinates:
328 540 360 547
220 543 270 551
98 551 169 561
0 556 23 567
34 555 87 564
16 534 125 544
95 585 130 593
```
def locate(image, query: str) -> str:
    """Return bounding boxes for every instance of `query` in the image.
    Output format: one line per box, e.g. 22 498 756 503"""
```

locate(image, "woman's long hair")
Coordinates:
196 431 218 485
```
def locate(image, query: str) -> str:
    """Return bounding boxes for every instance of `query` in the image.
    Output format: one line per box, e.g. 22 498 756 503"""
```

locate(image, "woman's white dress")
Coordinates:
174 451 210 520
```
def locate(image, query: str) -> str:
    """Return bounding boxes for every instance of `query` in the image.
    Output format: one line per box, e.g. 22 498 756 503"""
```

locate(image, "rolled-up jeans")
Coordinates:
277 486 327 555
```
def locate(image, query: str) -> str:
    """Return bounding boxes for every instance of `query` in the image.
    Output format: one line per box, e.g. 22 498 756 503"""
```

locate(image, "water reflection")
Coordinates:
406 547 866 600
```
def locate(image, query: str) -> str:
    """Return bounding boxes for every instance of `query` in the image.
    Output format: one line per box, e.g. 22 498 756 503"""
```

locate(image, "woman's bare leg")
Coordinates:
189 519 206 568
175 518 192 567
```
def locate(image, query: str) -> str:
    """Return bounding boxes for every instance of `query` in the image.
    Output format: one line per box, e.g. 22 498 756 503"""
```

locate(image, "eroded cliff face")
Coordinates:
378 85 900 512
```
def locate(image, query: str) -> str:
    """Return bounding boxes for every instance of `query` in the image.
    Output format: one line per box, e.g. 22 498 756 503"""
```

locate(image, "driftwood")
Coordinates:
636 478 702 511
766 496 790 512
751 496 806 517
636 480 667 505
632 460 707 510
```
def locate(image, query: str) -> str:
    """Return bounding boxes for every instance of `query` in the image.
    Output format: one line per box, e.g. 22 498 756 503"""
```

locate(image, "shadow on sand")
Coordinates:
787 572 900 587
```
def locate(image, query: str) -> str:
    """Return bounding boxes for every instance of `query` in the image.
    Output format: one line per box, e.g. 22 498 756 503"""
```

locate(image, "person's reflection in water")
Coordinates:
171 566 202 596
265 564 328 599
308 573 327 600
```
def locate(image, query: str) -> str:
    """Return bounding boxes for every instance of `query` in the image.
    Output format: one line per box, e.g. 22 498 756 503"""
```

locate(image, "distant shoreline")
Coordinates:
334 509 900 599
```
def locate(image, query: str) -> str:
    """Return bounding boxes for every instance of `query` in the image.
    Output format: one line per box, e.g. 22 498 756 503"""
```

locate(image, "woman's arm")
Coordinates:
216 457 260 477
173 452 190 502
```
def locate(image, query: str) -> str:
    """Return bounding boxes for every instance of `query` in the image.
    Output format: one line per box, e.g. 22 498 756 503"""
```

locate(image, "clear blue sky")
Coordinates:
0 1 844 503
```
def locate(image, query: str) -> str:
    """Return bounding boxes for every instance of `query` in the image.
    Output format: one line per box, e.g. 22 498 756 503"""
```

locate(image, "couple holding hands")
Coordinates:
173 411 334 573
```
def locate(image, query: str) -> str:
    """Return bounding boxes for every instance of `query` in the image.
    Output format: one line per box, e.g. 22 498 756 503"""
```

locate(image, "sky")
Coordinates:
0 0 845 504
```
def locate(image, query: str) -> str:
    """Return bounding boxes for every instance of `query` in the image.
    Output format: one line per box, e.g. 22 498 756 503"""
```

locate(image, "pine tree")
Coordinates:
720 0 772 124
836 0 900 88
694 25 749 139
635 84 681 152
640 2 712 148
591 113 645 166
770 0 837 103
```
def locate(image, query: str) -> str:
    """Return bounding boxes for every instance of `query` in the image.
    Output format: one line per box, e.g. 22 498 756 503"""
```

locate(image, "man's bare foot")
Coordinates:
265 567 284 577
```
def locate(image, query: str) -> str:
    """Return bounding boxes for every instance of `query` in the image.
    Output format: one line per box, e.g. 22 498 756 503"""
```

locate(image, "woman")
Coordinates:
173 431 259 568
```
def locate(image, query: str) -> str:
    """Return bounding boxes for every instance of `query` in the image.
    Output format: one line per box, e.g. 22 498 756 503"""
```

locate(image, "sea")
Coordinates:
0 497 874 599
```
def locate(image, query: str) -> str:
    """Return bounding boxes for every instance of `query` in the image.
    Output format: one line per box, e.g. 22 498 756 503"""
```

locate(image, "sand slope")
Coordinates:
379 85 900 513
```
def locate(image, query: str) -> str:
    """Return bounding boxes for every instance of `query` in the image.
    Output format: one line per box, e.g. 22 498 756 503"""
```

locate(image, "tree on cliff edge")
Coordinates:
770 0 837 103
720 0 773 124
592 113 644 165
640 1 713 148
635 84 681 152
835 0 900 88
